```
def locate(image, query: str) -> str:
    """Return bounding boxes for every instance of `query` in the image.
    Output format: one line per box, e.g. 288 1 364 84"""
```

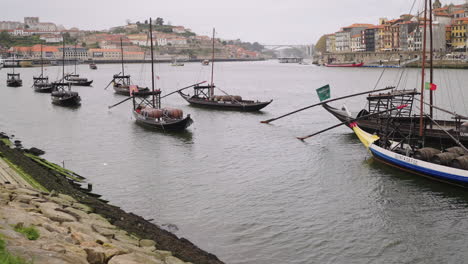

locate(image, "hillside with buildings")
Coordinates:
320 0 468 65
0 16 266 61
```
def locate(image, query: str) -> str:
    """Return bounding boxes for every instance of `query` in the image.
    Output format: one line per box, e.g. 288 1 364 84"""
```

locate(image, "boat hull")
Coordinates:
180 94 272 111
34 83 53 93
7 80 22 87
324 62 364 67
67 80 93 86
322 103 468 144
51 94 81 106
113 86 149 96
133 111 193 131
369 143 468 187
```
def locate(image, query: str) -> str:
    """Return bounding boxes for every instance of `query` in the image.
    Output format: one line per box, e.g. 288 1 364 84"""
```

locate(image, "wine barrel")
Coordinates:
414 148 440 161
141 108 163 118
461 122 468 133
162 108 183 119
445 146 467 156
431 152 460 166
450 156 468 170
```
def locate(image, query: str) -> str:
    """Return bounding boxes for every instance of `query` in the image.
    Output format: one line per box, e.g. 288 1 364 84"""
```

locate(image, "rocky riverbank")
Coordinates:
0 134 224 264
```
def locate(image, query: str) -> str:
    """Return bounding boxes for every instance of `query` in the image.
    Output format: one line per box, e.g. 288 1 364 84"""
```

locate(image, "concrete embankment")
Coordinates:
0 135 224 264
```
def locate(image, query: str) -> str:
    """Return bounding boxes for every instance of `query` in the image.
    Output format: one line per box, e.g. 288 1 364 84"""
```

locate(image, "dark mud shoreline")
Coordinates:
0 136 224 264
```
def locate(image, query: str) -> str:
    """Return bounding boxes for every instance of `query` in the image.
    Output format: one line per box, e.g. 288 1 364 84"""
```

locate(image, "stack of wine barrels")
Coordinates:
141 108 163 118
213 95 242 102
415 146 468 170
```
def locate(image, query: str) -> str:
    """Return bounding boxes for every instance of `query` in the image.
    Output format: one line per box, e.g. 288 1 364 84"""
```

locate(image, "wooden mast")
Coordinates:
74 43 77 74
120 37 125 77
40 44 43 77
429 0 434 121
419 0 428 137
62 37 65 84
149 18 156 108
210 28 215 98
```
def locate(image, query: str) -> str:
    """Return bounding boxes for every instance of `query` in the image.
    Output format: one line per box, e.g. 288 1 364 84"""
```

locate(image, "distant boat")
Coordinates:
6 55 22 87
51 39 81 107
89 63 97 70
64 44 93 86
324 62 364 67
33 44 53 93
178 28 272 112
201 59 210 66
65 73 93 86
171 58 184 66
109 37 149 96
7 73 22 87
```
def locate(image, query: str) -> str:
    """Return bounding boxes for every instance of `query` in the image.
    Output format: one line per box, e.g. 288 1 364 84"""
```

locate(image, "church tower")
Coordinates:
433 0 442 9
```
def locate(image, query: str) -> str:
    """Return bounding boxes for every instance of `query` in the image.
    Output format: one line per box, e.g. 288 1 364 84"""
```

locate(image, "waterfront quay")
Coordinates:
321 50 468 68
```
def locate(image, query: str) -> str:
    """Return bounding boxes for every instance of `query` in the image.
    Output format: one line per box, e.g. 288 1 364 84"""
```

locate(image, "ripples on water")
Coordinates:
1 61 468 263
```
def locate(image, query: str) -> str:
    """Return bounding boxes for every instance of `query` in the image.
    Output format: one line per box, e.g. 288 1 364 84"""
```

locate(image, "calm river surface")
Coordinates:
1 61 468 263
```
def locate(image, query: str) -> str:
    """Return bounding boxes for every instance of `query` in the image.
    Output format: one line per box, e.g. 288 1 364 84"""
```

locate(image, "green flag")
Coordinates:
316 84 331 102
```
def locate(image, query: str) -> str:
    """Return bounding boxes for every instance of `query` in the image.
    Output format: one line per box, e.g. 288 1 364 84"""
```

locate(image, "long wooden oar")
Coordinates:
108 96 133 109
104 72 121 90
160 81 207 99
297 105 408 141
261 86 395 124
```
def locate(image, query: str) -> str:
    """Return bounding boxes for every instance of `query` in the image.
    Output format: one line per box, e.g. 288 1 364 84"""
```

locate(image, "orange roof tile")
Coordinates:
343 23 374 28
30 45 59 52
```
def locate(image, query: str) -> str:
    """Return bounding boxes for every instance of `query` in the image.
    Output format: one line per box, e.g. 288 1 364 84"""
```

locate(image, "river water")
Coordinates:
1 61 468 263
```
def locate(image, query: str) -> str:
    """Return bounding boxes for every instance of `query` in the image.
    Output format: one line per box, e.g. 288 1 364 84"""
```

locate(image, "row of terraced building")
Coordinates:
325 1 468 54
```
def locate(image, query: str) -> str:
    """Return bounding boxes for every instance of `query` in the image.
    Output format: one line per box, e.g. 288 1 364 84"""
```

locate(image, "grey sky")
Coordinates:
2 0 465 44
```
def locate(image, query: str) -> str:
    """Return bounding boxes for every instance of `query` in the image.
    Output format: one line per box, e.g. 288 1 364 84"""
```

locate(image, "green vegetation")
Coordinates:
1 139 12 147
155 17 164 26
25 153 83 182
225 39 264 52
13 224 40 241
315 35 327 53
0 154 48 192
0 238 32 264
0 32 44 48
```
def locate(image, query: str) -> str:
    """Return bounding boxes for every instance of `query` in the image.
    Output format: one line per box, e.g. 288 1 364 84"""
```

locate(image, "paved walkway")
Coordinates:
0 158 31 188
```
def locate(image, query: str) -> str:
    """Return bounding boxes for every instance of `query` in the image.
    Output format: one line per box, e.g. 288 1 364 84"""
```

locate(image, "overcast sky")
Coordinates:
2 0 466 44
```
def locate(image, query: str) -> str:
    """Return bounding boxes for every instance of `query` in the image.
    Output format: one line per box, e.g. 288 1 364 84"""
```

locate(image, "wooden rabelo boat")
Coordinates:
321 89 468 144
64 44 93 86
7 73 22 87
65 74 93 86
51 82 81 106
108 38 149 96
6 56 22 87
178 28 272 111
51 40 81 107
109 18 192 132
33 44 53 93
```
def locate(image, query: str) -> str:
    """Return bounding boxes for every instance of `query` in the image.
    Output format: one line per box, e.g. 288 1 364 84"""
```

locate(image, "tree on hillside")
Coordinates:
126 19 131 25
155 17 164 26
144 20 148 24
315 35 327 54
